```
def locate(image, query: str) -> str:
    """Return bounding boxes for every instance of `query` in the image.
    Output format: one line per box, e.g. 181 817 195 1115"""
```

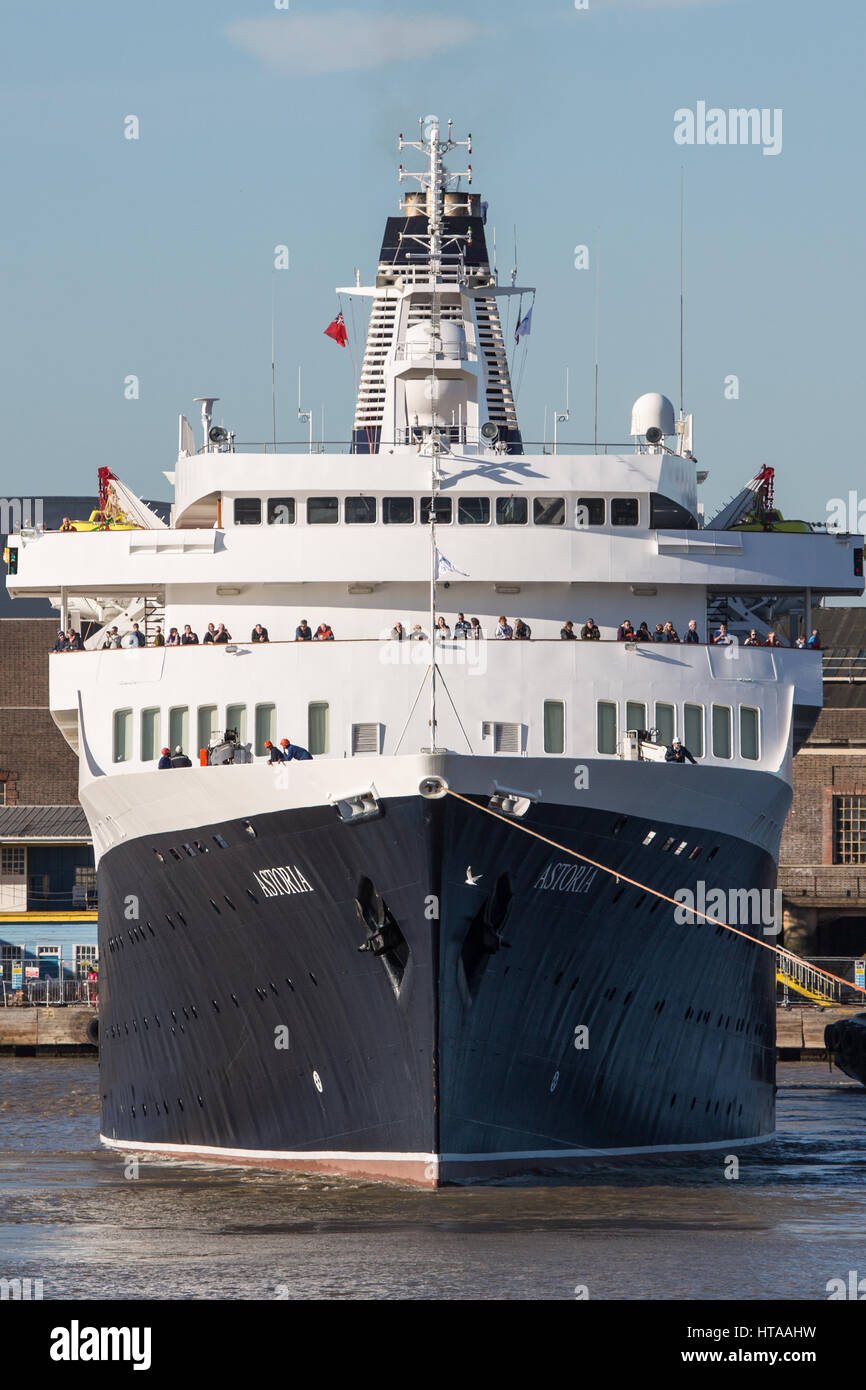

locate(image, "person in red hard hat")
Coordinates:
264 740 284 764
158 747 172 770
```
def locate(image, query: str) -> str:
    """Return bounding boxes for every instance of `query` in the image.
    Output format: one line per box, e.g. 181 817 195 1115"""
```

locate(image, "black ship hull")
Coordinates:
98 790 777 1185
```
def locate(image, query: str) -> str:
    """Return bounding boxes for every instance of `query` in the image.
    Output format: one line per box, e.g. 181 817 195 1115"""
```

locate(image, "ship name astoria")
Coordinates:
254 865 315 898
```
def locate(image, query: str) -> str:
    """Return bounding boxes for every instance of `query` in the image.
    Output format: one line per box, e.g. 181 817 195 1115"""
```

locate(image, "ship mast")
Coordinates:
398 116 472 753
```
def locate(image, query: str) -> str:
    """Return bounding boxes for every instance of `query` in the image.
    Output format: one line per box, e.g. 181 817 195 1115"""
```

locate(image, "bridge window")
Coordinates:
496 497 527 525
421 496 452 524
254 703 276 756
534 497 565 526
308 702 329 755
382 497 414 524
650 493 697 530
576 497 605 527
597 701 617 755
740 706 760 761
345 496 377 524
267 497 295 524
169 706 189 754
655 702 675 746
626 701 647 733
113 709 132 763
543 701 565 754
711 705 732 759
611 498 639 526
307 497 338 524
226 704 247 744
684 703 704 758
458 497 490 525
233 498 261 526
833 795 866 864
141 708 160 762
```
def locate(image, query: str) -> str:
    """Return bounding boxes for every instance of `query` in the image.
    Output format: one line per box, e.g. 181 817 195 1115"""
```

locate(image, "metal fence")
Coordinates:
776 956 865 1008
0 979 98 1007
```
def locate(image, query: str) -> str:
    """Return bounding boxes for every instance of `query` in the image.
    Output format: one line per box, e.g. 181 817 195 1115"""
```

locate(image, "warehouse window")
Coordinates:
833 795 866 865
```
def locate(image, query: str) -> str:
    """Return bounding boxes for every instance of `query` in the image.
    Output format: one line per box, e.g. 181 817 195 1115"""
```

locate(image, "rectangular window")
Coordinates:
421 496 452 524
267 497 295 524
684 703 704 758
307 497 338 525
226 703 247 743
543 701 565 754
626 701 647 732
740 706 760 761
534 496 565 526
597 701 617 755
169 706 189 754
308 701 329 755
655 702 675 747
254 703 276 756
351 722 380 754
382 497 414 524
496 496 527 525
576 497 605 526
711 704 732 759
197 705 217 752
833 794 866 864
140 708 160 763
345 496 377 524
1 848 25 876
233 497 262 526
113 709 132 763
611 498 639 526
458 497 490 525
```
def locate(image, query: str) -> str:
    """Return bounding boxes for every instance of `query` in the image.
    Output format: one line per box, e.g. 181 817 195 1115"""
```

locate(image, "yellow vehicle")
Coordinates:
64 510 139 532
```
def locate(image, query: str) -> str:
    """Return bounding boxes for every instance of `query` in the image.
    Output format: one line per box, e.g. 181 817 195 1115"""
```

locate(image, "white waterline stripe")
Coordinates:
100 1132 773 1163
99 1135 436 1163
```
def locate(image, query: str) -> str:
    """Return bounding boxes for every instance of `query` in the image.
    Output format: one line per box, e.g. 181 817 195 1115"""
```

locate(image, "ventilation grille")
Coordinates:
351 722 380 755
485 721 521 754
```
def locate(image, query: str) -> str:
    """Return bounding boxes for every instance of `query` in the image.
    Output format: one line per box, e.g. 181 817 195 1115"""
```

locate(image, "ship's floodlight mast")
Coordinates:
398 115 472 278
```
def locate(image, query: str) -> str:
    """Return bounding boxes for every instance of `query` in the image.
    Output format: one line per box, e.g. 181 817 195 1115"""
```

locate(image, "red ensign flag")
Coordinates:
323 311 348 347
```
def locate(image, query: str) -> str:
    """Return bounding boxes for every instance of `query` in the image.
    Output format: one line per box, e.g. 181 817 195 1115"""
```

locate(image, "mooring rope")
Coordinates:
444 788 866 998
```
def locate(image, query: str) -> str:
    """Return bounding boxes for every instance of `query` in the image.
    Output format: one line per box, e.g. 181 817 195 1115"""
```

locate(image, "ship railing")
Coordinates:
822 651 866 682
393 343 472 361
214 440 639 455
49 634 829 652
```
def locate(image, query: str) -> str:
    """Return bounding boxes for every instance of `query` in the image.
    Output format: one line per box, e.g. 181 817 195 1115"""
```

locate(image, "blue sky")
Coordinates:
2 0 864 525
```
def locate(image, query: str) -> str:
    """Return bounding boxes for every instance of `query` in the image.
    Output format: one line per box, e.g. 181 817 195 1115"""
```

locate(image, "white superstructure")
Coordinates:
6 117 863 864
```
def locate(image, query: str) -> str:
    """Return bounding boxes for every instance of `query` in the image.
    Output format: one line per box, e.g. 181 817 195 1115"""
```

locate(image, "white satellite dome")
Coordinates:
630 392 676 440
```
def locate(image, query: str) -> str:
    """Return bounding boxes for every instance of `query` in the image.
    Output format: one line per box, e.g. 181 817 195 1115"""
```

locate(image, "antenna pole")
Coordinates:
271 278 277 453
593 228 600 451
512 225 518 286
679 167 685 418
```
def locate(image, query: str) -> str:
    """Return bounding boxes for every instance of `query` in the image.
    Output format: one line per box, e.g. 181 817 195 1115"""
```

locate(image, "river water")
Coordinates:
0 1059 864 1300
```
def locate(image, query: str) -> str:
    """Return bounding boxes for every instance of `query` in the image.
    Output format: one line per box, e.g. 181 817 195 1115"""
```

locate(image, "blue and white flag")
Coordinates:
515 305 532 345
435 549 468 580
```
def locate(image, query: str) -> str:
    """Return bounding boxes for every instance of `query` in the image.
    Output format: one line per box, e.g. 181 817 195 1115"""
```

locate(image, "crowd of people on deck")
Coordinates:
50 611 823 651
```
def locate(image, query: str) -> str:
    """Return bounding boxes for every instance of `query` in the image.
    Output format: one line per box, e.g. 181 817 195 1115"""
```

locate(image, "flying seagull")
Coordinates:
465 866 483 886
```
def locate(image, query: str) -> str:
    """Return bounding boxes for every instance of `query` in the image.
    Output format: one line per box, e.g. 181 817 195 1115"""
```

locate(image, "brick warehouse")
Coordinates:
780 608 866 959
0 618 80 805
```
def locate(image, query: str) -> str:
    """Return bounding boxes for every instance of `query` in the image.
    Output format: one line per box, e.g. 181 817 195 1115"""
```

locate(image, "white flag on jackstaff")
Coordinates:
435 549 468 580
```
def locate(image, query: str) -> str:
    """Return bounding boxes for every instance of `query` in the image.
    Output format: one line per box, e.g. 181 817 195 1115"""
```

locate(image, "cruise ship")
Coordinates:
6 118 864 1185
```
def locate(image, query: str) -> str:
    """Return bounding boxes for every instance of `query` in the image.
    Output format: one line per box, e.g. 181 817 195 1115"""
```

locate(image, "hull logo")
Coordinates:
254 865 315 898
534 861 598 895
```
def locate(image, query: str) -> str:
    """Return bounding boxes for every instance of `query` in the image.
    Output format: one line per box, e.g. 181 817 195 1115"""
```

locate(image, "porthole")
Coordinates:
213 834 229 849
169 847 182 861
247 889 259 903
689 846 703 860
242 821 257 838
152 848 165 863
673 841 688 855
660 837 675 852
209 899 221 914
642 830 657 846
224 896 236 911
